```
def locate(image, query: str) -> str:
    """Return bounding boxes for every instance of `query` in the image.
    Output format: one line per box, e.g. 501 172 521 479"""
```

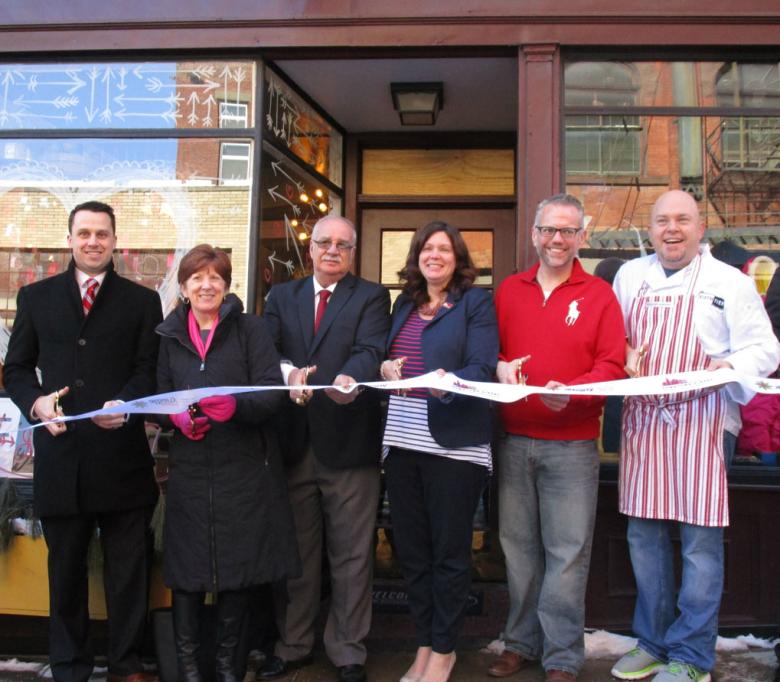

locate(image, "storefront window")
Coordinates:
715 63 780 168
567 60 780 110
565 60 780 252
565 62 641 175
263 66 343 186
569 113 780 250
0 59 258 325
565 58 780 474
0 60 254 131
257 142 342 305
0 137 253 324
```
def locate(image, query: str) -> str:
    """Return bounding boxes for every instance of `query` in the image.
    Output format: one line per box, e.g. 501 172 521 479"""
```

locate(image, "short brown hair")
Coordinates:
69 201 116 234
177 244 232 288
533 193 585 230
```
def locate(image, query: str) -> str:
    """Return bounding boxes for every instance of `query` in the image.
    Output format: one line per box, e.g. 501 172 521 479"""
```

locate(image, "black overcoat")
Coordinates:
155 294 300 592
3 260 161 518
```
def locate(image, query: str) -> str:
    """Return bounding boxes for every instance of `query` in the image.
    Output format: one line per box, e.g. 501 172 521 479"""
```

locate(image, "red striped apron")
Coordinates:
619 255 729 527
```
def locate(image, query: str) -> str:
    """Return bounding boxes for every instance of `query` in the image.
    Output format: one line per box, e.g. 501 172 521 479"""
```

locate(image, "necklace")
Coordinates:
418 296 445 317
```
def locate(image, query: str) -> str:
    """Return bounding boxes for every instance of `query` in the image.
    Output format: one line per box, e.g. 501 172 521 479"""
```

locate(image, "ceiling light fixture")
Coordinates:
391 82 444 126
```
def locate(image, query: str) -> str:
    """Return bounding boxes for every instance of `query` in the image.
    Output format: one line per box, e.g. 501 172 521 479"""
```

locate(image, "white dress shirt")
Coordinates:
279 278 338 384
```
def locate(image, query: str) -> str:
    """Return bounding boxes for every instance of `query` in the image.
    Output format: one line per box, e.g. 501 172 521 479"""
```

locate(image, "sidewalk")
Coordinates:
0 646 776 682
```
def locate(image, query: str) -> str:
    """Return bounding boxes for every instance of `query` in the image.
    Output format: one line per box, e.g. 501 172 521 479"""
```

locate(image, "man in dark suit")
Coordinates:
3 201 162 682
261 215 390 682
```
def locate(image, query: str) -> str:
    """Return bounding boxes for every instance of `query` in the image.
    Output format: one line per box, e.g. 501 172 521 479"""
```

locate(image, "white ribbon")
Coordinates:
17 367 780 434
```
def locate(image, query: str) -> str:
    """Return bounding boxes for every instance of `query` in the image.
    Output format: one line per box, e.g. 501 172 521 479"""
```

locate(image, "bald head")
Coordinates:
648 190 705 271
311 215 357 244
651 190 699 224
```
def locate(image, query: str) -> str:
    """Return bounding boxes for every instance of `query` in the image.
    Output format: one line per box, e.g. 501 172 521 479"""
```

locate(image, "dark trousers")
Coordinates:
41 506 154 682
384 448 486 653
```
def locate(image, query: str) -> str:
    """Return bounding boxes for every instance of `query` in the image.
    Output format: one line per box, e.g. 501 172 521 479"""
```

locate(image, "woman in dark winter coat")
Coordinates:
155 244 299 682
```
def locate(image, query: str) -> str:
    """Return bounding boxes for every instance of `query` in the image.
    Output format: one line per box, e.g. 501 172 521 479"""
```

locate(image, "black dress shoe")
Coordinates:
338 664 367 682
256 654 313 679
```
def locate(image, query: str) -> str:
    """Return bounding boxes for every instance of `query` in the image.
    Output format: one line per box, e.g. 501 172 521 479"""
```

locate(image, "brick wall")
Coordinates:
0 185 252 313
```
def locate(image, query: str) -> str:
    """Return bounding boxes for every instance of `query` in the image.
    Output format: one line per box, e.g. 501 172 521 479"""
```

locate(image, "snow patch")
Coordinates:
0 659 44 672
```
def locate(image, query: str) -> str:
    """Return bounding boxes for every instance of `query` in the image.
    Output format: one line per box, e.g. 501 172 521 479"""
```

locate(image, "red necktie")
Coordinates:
314 290 331 334
82 278 99 316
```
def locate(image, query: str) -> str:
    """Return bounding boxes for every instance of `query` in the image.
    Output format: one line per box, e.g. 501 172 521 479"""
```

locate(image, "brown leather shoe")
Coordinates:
487 650 530 677
107 673 159 682
545 669 576 682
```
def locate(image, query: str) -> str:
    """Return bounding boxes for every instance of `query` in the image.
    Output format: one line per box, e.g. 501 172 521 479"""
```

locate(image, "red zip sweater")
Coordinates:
496 258 626 440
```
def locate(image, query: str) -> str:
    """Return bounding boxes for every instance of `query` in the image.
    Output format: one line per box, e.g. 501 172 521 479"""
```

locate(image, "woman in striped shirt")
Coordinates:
380 221 498 682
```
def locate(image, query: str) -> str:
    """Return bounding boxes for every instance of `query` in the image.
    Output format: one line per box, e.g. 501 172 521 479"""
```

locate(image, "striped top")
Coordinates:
382 309 492 470
619 254 728 526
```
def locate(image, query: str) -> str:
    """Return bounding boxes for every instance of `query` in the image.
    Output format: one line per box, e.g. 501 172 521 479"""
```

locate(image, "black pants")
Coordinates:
41 506 154 682
384 448 486 653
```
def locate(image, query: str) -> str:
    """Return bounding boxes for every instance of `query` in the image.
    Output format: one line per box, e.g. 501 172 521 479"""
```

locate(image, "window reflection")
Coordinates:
0 247 182 329
0 138 253 327
565 62 642 176
567 60 780 110
568 115 780 249
565 60 780 252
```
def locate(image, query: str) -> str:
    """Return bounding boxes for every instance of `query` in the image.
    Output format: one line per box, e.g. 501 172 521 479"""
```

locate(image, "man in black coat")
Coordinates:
262 215 390 682
3 201 162 682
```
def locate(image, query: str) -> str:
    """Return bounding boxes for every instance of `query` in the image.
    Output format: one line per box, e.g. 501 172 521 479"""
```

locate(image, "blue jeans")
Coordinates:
628 518 723 672
627 431 734 673
497 434 600 675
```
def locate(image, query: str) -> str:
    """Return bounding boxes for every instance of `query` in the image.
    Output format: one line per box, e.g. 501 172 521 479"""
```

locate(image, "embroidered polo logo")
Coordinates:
565 299 583 326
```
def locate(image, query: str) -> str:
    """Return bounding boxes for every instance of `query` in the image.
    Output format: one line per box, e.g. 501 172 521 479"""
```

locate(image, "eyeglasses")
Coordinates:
535 225 582 239
311 239 355 252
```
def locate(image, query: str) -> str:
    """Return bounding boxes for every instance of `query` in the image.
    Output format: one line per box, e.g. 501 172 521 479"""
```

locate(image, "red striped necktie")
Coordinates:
82 278 99 316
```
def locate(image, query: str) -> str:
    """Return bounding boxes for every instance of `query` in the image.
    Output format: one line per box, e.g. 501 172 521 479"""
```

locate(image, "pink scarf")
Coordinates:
188 309 219 371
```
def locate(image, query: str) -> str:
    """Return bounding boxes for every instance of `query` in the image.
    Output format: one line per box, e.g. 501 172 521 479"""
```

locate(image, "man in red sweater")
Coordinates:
486 193 625 682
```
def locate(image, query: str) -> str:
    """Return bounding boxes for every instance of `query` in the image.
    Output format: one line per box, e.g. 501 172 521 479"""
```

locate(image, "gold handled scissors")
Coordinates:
393 357 408 397
635 345 647 378
295 366 311 406
516 357 528 386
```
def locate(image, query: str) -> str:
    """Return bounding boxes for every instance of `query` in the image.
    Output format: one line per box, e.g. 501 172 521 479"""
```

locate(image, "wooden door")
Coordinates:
359 208 516 297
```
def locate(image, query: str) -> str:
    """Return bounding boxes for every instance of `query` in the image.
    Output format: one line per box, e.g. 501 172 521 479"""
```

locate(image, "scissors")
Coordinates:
635 345 647 377
295 366 312 406
392 357 408 397
515 356 528 386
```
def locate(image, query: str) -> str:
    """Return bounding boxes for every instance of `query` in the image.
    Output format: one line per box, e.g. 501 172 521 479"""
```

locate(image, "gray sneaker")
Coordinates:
652 661 711 682
611 647 665 680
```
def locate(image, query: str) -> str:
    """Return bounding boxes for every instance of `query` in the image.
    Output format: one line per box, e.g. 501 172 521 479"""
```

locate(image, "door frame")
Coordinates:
359 206 517 291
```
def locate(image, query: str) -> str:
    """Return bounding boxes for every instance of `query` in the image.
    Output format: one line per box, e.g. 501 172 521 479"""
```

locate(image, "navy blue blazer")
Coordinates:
387 286 498 449
263 272 391 469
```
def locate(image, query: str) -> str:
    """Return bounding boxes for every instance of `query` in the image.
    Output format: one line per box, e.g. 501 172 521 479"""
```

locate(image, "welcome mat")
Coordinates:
373 584 484 616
